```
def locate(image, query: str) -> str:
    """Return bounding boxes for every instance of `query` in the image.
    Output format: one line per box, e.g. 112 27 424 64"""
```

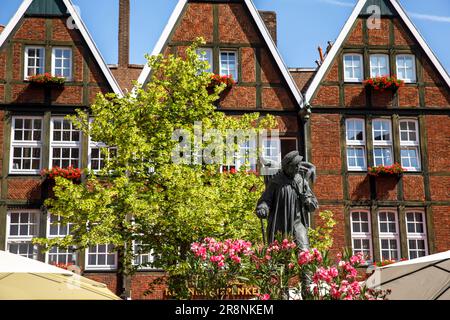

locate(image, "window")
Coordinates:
46 214 77 265
343 54 363 82
222 139 258 172
406 211 428 259
50 118 81 169
350 210 373 262
89 143 117 172
220 50 238 81
396 55 416 83
196 48 213 73
346 119 366 171
52 48 72 80
370 54 390 77
372 119 393 167
378 211 400 261
399 120 421 171
133 241 156 269
6 210 40 260
24 46 45 79
10 117 43 174
86 244 117 270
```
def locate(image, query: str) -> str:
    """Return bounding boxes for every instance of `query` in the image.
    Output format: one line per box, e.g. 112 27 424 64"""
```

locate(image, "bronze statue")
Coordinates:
256 151 319 250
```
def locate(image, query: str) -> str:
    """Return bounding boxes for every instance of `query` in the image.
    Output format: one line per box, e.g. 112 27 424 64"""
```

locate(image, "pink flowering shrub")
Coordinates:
183 238 254 299
173 237 390 300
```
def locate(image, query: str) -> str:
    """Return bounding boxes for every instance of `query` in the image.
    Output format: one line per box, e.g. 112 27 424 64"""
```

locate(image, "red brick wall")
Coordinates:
173 3 214 43
7 179 41 200
368 18 390 46
432 206 450 253
425 115 450 173
345 19 363 45
310 114 342 171
403 175 425 201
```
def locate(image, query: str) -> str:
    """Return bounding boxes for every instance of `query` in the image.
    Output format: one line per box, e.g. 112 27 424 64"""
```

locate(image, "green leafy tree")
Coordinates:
34 38 276 298
308 211 337 252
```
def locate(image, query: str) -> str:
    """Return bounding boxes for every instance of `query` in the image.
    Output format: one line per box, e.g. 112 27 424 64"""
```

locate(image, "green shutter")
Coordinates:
26 0 67 16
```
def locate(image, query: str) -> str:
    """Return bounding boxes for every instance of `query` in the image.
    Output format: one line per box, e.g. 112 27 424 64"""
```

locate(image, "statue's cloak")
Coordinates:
257 171 318 247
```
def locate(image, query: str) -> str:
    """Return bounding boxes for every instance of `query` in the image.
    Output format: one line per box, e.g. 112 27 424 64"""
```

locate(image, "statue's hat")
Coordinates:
281 150 303 168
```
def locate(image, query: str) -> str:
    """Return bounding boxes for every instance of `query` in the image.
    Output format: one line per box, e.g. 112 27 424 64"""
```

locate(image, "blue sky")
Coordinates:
1 0 449 71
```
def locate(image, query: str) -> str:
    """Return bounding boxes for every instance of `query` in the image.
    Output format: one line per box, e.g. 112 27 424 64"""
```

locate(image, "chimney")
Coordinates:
0 25 5 34
118 0 130 68
259 11 277 45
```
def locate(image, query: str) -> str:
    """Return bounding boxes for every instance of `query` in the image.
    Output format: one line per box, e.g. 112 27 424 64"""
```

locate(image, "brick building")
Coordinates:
304 0 450 262
0 0 448 300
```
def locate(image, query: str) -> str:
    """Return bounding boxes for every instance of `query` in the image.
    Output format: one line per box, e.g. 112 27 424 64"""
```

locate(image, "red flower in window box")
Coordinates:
27 73 66 86
364 75 404 92
41 166 83 182
207 74 235 93
368 163 406 177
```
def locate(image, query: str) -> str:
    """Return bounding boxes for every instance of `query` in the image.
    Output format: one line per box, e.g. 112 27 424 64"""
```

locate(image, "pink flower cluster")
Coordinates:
330 280 361 300
313 266 339 284
298 248 323 265
191 238 253 269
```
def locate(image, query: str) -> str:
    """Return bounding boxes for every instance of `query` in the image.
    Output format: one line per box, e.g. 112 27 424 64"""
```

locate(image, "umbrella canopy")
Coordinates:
366 250 450 300
0 251 121 300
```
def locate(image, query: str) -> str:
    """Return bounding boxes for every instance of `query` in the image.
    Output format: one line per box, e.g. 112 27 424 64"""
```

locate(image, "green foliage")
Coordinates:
34 38 276 283
308 210 337 252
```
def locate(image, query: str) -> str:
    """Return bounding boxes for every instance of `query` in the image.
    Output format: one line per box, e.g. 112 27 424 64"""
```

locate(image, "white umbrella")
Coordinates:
0 251 121 300
366 250 450 300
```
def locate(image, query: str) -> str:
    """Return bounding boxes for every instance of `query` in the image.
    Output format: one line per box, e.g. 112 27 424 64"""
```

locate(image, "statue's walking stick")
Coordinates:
260 218 267 245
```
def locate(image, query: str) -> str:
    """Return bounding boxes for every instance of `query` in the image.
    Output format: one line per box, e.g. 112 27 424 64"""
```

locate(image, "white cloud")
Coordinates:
319 0 355 7
408 12 450 24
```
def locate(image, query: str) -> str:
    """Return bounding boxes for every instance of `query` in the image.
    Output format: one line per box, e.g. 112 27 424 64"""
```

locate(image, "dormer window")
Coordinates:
24 46 45 79
196 48 213 73
52 48 72 80
343 54 363 82
220 50 238 82
396 55 416 83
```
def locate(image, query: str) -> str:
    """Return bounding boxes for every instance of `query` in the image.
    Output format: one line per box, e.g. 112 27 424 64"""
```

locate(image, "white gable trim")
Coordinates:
0 0 122 96
0 0 33 48
137 0 187 86
305 0 450 103
137 0 304 109
305 0 367 103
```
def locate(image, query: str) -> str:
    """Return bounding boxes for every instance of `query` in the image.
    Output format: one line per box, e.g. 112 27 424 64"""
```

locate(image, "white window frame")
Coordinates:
50 117 82 169
346 118 367 171
405 210 428 260
51 47 72 81
196 48 213 73
219 50 238 82
350 210 373 263
370 54 390 78
45 214 77 265
343 54 364 82
88 141 117 173
85 244 118 271
396 54 416 83
399 119 421 172
10 116 43 175
6 210 40 260
378 210 401 261
132 240 156 270
372 119 393 167
24 46 45 80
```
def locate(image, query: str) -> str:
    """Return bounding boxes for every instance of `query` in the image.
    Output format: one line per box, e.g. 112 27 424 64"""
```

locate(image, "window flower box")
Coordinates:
41 166 82 182
368 163 406 177
364 75 404 92
207 74 235 93
27 73 66 87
